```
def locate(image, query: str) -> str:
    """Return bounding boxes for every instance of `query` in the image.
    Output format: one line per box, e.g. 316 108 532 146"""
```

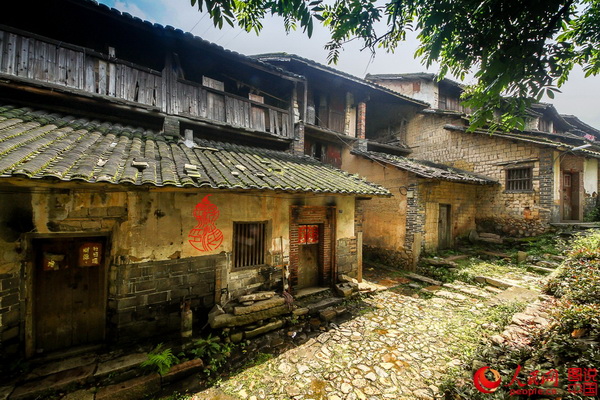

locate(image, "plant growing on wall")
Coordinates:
140 344 179 376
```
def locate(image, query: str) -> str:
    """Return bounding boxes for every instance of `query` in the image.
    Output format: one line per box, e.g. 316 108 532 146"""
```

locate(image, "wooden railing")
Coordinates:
0 28 292 138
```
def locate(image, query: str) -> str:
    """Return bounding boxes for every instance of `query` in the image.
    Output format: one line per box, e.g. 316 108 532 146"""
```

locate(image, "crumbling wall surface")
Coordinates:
0 191 33 357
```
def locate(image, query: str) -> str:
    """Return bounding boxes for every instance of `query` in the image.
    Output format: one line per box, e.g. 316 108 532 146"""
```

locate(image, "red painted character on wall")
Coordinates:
188 195 223 252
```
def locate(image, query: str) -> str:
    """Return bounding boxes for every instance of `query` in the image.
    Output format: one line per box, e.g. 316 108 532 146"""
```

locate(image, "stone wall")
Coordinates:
405 114 552 225
109 255 223 342
336 237 358 277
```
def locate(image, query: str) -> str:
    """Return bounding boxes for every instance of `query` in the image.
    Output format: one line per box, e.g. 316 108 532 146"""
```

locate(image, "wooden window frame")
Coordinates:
505 167 533 192
233 221 267 269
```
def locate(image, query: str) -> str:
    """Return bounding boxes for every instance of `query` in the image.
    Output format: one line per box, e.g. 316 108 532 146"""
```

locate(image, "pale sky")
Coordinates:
99 0 600 129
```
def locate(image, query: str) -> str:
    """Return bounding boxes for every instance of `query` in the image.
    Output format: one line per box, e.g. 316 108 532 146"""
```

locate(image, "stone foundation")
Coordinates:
109 255 224 342
476 217 551 238
363 246 410 269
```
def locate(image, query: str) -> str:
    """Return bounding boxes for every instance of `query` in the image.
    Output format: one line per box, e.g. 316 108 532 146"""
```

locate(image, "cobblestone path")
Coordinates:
194 277 541 400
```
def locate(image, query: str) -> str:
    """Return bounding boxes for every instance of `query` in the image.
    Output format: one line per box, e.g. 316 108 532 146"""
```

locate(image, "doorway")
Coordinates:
297 224 321 289
438 204 452 249
33 236 107 354
562 172 580 221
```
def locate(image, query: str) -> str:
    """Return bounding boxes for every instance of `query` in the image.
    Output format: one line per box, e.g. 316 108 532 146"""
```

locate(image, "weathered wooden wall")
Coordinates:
0 29 292 138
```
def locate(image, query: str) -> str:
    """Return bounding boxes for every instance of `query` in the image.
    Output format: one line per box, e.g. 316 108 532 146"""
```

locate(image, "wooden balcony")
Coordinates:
0 28 292 138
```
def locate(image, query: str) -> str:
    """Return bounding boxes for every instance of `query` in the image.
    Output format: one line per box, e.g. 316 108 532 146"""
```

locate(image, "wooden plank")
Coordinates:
198 87 207 118
77 52 84 88
46 43 56 84
269 109 276 134
32 40 44 81
281 113 289 137
17 36 29 77
108 63 116 96
97 60 107 95
84 57 95 93
6 33 17 76
0 31 5 73
251 106 266 132
57 47 67 86
225 97 235 125
243 101 250 129
67 49 78 87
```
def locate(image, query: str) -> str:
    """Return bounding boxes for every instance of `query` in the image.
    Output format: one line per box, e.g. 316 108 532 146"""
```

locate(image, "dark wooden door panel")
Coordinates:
34 237 106 353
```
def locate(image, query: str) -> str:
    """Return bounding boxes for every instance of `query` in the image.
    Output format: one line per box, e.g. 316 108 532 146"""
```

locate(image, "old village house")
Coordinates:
0 0 388 359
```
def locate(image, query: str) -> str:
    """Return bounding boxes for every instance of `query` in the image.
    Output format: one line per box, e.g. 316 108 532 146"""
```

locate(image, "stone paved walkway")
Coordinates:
192 276 543 400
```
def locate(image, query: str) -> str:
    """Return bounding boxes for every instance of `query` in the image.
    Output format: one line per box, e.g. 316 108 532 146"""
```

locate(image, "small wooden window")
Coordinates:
233 222 267 269
506 167 533 191
563 174 571 188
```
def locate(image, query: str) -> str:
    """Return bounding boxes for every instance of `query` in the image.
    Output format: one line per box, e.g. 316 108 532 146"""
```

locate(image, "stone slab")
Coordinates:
238 291 275 303
493 286 540 303
211 305 290 328
94 353 147 379
233 297 285 316
26 354 97 381
474 276 513 289
60 389 95 400
11 364 96 400
306 298 343 314
245 320 284 338
405 273 442 286
96 373 161 400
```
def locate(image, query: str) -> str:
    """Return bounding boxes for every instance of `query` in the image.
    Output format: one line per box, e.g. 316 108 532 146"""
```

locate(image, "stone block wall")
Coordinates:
336 237 358 277
109 255 222 342
406 114 552 225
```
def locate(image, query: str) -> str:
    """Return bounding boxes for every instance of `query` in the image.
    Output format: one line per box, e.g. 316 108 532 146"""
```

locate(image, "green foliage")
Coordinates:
186 334 233 376
443 230 600 399
544 230 600 303
189 0 600 132
141 344 179 376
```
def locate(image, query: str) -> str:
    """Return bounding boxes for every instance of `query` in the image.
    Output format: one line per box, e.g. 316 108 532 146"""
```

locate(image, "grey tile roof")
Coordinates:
444 124 600 159
0 105 390 196
353 150 498 185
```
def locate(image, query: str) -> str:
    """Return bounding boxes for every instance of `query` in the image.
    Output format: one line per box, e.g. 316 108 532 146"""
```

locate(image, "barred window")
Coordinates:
233 222 266 269
506 167 533 191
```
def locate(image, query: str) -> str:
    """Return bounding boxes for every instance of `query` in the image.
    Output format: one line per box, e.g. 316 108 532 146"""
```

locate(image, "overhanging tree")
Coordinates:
191 0 600 131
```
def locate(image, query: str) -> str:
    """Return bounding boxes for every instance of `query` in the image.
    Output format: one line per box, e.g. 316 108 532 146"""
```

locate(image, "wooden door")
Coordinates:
297 225 320 289
438 204 452 249
562 172 580 221
34 237 106 353
563 172 573 220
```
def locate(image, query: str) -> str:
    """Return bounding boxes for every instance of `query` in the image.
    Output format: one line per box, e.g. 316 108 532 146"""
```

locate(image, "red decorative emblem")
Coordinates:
188 195 223 252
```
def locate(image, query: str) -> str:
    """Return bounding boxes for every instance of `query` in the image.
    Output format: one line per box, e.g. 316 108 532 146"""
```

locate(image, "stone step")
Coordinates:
405 273 443 286
305 297 344 314
10 364 96 400
443 282 491 299
527 265 555 274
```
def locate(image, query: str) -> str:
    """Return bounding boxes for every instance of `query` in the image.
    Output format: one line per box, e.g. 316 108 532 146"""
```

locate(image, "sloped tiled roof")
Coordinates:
254 53 429 107
444 124 600 159
0 105 390 196
353 150 498 185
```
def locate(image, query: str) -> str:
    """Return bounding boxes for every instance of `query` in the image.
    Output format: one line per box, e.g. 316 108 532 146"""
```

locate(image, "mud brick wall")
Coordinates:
419 180 482 251
109 255 223 342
